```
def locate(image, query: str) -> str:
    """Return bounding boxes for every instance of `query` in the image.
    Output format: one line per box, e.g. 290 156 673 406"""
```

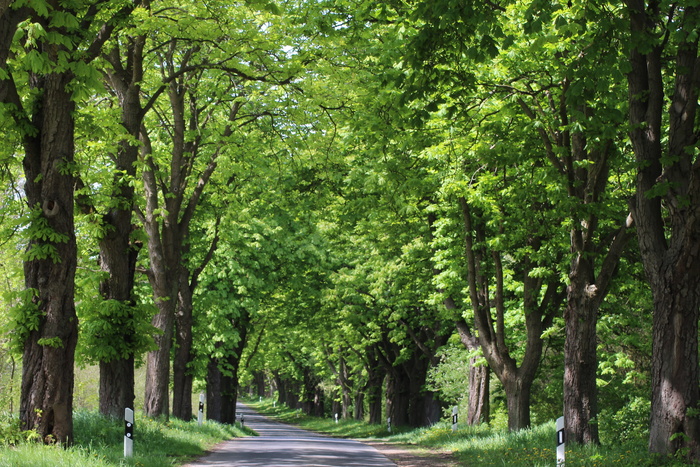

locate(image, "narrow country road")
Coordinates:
184 403 396 467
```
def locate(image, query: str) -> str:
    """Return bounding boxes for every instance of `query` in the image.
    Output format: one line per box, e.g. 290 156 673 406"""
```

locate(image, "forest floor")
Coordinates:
364 440 461 467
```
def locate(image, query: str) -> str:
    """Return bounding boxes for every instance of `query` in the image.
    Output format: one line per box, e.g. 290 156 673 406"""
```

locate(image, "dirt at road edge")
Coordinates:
362 440 461 467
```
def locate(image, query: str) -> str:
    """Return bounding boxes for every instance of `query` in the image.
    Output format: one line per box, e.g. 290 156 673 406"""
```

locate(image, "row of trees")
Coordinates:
0 0 698 463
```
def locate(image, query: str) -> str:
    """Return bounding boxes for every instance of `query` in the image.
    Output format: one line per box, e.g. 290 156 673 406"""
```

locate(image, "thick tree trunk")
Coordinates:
220 358 240 424
386 368 410 427
456 322 490 425
19 70 78 445
172 267 194 420
366 346 384 424
354 392 365 420
206 358 222 421
301 368 320 415
206 318 248 423
564 264 600 445
144 292 177 417
97 33 146 419
625 1 700 458
142 190 182 418
467 355 490 425
647 270 700 457
97 229 141 418
339 356 352 419
504 377 533 431
99 356 135 419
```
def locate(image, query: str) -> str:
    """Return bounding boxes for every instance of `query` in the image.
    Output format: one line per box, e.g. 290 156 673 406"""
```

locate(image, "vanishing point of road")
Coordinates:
184 403 396 467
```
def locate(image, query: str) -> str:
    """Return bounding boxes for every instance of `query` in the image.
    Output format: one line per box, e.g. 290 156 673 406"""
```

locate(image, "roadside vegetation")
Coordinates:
0 410 248 467
248 398 684 467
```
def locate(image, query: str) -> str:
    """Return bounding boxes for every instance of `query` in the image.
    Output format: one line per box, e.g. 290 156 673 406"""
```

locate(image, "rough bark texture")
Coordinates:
17 22 78 446
456 322 490 425
563 273 600 445
624 0 700 459
20 77 79 446
94 27 148 420
172 267 194 420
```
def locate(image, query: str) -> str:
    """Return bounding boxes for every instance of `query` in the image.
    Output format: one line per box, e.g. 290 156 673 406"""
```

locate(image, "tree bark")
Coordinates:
95 24 148 420
172 266 194 420
19 45 78 448
624 0 700 459
456 321 490 425
206 313 249 423
366 345 384 424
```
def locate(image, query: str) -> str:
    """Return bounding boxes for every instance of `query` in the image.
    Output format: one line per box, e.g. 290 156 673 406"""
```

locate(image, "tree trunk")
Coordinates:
99 356 135 419
144 289 177 417
460 197 562 431
504 377 533 431
564 265 600 445
96 31 146 420
354 392 365 421
386 368 410 427
456 322 490 425
19 69 78 446
172 267 194 420
206 357 223 421
96 225 141 418
647 269 700 457
624 1 700 458
206 317 249 423
467 356 490 425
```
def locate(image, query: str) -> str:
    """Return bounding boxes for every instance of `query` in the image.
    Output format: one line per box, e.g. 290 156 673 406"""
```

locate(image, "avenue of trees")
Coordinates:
0 0 698 462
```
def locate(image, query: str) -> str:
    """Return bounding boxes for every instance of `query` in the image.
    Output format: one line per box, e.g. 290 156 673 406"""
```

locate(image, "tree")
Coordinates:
0 0 140 444
624 0 700 459
485 1 635 443
74 0 153 418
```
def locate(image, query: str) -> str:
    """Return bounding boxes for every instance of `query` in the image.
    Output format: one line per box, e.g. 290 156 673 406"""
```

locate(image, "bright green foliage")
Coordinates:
77 298 157 364
5 288 41 354
20 207 69 263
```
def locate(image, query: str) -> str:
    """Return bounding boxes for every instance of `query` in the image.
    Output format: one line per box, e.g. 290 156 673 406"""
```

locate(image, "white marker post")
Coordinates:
387 417 392 433
452 406 458 432
556 416 565 466
335 413 339 424
198 393 205 426
124 408 134 458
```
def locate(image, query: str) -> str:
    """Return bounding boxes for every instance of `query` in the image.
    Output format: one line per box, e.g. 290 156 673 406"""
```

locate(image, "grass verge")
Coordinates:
246 398 687 467
0 410 249 467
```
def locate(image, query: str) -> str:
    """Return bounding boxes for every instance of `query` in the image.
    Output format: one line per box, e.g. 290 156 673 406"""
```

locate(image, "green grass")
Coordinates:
247 398 688 467
0 410 250 467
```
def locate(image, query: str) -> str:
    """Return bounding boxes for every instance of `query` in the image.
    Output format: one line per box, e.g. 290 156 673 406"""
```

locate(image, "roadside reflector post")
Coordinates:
198 393 205 426
452 406 458 432
556 416 565 466
124 408 134 458
335 413 339 424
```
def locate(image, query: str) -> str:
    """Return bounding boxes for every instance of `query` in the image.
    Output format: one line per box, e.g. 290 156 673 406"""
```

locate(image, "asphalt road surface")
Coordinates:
184 403 396 467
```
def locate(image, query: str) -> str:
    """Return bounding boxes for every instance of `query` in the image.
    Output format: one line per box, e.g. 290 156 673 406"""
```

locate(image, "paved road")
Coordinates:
184 403 396 466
